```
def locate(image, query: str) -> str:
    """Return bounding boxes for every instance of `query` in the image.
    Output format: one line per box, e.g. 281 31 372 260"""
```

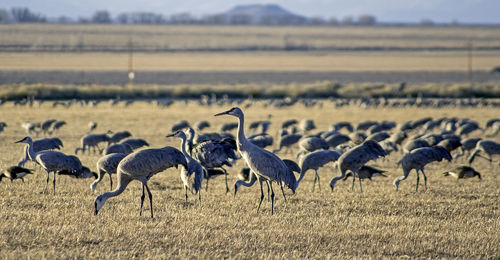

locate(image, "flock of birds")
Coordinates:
1 106 499 217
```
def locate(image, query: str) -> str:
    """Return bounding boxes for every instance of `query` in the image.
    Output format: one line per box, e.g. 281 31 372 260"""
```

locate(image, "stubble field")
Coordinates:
0 101 498 258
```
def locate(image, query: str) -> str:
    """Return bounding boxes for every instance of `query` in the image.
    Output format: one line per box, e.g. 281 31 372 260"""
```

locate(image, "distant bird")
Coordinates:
342 165 387 190
16 136 86 194
248 133 273 148
88 121 97 133
299 119 316 132
171 120 190 132
215 107 298 215
109 131 132 144
75 133 110 154
324 134 350 148
348 131 367 145
203 168 226 191
220 122 238 132
91 153 127 191
468 140 500 165
191 136 237 193
0 122 7 133
329 140 386 192
167 130 205 203
437 138 462 154
274 134 302 154
455 137 481 159
119 138 149 150
403 139 430 153
331 121 354 132
41 119 56 135
195 121 210 131
394 146 452 192
281 119 298 129
94 146 188 218
298 136 329 155
356 121 377 131
457 122 481 136
1 166 33 182
442 166 481 180
49 120 66 134
102 143 133 155
298 150 341 191
366 132 390 142
22 121 40 135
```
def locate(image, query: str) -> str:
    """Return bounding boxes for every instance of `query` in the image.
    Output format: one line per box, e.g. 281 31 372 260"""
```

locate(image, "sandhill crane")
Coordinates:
274 133 302 154
366 132 390 142
248 133 273 148
18 137 64 167
16 137 85 194
389 131 408 147
41 119 56 135
348 131 367 145
457 122 481 136
234 159 300 201
22 121 40 135
220 122 238 132
119 138 149 150
342 165 387 190
442 166 481 180
195 121 210 131
171 120 190 132
324 134 350 149
103 143 133 155
0 122 7 133
455 137 481 159
356 121 377 131
215 107 298 215
331 121 354 132
167 130 205 203
109 131 132 144
394 146 452 192
298 150 341 191
49 121 66 134
297 136 329 158
329 140 386 192
191 136 237 193
75 133 110 154
282 119 297 129
403 139 430 153
91 153 127 191
468 140 500 165
94 146 187 218
1 166 33 182
299 119 316 132
88 121 97 133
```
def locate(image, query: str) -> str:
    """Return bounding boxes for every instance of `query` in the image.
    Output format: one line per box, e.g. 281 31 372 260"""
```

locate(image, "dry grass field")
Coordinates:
0 101 498 258
1 51 500 71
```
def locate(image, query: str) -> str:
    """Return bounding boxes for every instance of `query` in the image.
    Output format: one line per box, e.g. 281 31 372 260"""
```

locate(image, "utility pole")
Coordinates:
467 41 473 90
128 38 134 86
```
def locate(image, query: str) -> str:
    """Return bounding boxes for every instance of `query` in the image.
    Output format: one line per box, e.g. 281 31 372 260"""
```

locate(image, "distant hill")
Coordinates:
219 4 307 25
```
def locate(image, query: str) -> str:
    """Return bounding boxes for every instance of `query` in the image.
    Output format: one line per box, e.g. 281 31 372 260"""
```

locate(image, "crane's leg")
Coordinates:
358 172 363 193
221 167 229 194
144 183 153 218
184 186 188 204
269 181 275 216
351 173 356 191
205 177 209 192
265 180 270 202
317 170 321 191
139 184 145 216
279 181 287 202
421 168 428 191
415 169 420 192
45 170 50 193
312 171 317 192
109 173 113 190
198 190 202 205
257 180 265 213
52 171 56 194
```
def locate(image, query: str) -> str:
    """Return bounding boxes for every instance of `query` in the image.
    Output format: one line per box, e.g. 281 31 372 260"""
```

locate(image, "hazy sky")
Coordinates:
3 0 500 23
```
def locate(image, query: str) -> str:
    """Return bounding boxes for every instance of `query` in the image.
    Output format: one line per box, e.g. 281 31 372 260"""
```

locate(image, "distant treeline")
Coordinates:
0 7 457 26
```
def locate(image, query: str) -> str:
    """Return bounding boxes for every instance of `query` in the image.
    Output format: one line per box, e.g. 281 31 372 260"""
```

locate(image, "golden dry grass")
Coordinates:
0 102 499 258
1 51 500 71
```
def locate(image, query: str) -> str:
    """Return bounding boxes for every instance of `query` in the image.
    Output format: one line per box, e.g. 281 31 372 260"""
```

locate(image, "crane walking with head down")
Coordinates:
215 107 297 215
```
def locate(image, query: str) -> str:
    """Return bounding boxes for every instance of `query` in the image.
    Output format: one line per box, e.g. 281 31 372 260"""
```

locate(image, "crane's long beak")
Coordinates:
14 138 25 143
166 133 175 138
214 110 230 117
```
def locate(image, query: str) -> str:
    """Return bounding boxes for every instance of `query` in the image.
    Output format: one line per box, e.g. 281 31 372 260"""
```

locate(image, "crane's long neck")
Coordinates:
178 135 191 160
294 169 307 190
236 113 248 149
99 172 131 202
91 171 105 191
25 140 36 161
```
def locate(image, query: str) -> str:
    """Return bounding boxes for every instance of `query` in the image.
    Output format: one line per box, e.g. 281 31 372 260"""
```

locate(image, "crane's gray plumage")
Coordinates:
216 107 298 215
94 145 188 218
468 140 500 165
195 120 210 131
16 136 86 194
348 131 367 145
324 134 350 149
282 119 298 129
248 133 273 148
91 153 128 191
299 136 329 153
394 146 452 191
119 138 149 150
109 131 132 144
297 150 341 191
191 136 237 193
167 130 205 203
342 165 387 191
171 120 190 132
299 119 316 132
329 140 386 192
403 139 430 153
274 134 302 154
366 131 390 142
103 143 133 155
18 137 64 167
75 133 110 154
